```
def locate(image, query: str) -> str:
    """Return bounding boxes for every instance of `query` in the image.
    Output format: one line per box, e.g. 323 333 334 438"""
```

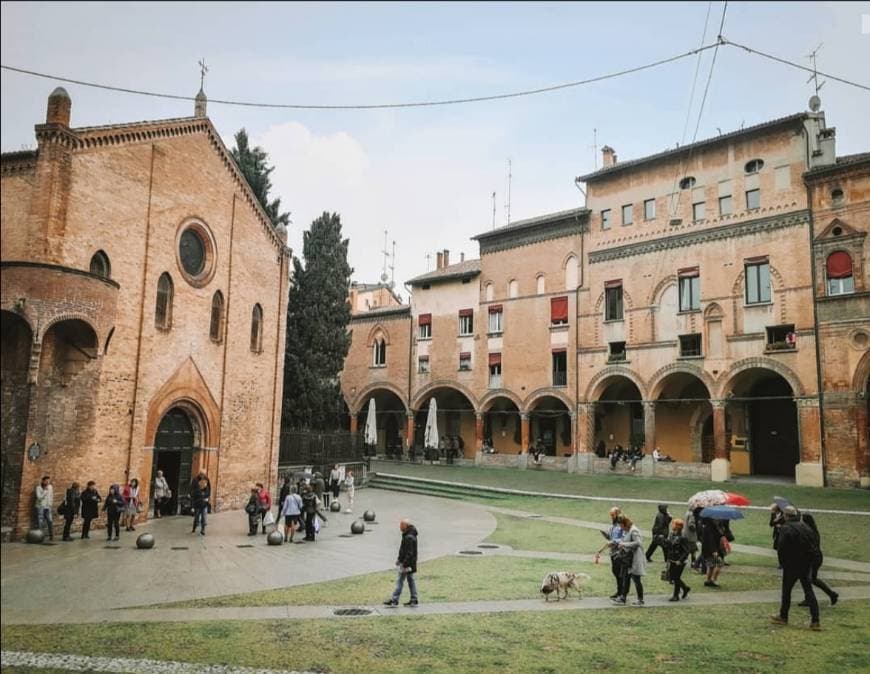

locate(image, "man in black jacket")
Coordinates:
646 504 672 562
771 506 820 630
384 519 419 607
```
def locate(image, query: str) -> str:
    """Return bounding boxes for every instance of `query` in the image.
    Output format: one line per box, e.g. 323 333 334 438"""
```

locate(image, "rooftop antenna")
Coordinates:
198 58 209 90
389 240 396 288
380 229 389 283
588 128 598 170
505 158 512 226
491 191 497 230
806 43 825 111
425 253 431 271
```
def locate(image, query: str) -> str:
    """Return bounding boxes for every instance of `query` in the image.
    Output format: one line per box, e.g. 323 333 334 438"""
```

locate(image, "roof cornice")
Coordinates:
473 208 588 255
349 305 411 323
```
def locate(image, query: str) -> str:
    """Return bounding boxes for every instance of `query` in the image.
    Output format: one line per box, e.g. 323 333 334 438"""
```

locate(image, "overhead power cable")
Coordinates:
1 42 722 110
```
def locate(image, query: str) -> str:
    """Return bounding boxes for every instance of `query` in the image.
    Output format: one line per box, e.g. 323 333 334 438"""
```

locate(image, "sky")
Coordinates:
2 1 869 300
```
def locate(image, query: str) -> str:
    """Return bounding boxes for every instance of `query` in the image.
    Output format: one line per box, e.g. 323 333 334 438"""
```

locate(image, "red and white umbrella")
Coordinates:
688 490 751 509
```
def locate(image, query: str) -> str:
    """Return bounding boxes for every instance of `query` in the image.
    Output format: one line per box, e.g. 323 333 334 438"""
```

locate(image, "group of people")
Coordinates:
34 475 143 542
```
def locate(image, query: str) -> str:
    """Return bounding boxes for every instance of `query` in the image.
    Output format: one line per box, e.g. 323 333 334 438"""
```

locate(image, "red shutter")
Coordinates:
458 308 473 317
550 296 569 323
459 352 471 359
488 352 502 366
678 266 699 277
551 347 567 354
826 251 853 279
418 313 432 326
604 279 622 289
418 355 429 360
488 304 503 314
744 255 769 264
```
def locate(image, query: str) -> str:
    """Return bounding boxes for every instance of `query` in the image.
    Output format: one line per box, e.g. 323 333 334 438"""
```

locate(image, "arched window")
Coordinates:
372 338 387 366
508 279 519 298
826 251 855 296
210 291 224 343
484 282 494 302
89 250 111 279
564 255 579 290
250 303 263 352
536 274 546 295
155 272 173 329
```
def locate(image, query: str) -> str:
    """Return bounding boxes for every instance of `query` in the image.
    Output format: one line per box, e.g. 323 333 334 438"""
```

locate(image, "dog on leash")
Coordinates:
540 571 590 601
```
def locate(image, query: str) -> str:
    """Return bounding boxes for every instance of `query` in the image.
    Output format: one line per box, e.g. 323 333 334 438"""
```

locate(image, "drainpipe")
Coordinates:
405 282 414 429
573 182 587 451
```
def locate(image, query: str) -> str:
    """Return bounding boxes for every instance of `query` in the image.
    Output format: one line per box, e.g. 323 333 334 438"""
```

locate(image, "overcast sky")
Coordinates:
3 1 869 299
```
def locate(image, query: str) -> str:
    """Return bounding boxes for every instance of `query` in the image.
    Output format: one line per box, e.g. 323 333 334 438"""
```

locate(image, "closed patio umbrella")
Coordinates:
364 398 378 448
424 398 439 450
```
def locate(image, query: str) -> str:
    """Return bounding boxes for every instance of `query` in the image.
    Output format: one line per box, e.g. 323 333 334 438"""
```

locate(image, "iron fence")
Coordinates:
278 430 367 467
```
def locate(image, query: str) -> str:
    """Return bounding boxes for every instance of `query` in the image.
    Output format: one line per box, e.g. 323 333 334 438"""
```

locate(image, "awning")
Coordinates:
488 352 502 366
488 304 503 313
459 308 473 317
550 296 568 323
418 313 432 325
826 251 853 279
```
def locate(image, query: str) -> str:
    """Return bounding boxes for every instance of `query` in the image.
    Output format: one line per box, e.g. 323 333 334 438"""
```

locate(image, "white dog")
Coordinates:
540 571 591 601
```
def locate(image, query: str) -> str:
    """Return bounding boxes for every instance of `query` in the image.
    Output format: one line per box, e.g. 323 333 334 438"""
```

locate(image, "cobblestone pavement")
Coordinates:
0 489 495 622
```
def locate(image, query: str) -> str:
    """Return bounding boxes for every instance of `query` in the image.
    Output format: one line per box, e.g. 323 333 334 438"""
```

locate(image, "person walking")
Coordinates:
278 476 292 515
152 470 170 518
312 472 326 509
329 464 342 505
61 481 81 541
614 515 646 606
344 470 355 513
103 484 124 541
280 486 303 542
300 484 325 541
255 481 272 534
665 519 692 601
245 487 260 536
798 513 838 607
35 476 54 541
190 473 210 535
122 479 140 532
646 504 672 562
701 518 724 588
80 481 101 539
384 519 419 607
604 507 625 599
682 508 700 571
771 506 821 630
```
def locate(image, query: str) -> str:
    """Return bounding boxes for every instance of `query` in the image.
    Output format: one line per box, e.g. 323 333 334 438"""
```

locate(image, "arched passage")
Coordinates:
1 311 33 529
483 395 521 455
529 395 572 456
413 386 476 459
152 406 199 515
593 376 644 453
723 367 799 477
356 387 407 458
653 372 712 463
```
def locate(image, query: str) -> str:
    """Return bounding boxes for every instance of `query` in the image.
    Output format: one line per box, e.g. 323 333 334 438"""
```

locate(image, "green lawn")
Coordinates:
4 602 870 674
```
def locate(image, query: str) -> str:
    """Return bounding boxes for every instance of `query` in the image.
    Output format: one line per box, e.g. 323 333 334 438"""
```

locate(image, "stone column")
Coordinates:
576 402 594 453
710 400 730 482
406 411 415 449
475 413 484 450
858 395 869 488
796 397 824 487
570 412 578 454
643 401 656 454
520 413 530 453
349 415 358 434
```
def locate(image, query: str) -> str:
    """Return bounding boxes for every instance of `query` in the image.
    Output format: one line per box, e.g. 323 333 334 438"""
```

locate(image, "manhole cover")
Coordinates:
477 544 499 549
333 608 373 616
171 546 189 551
103 546 121 550
41 542 58 546
338 534 354 538
459 550 483 555
236 544 254 548
294 541 306 544
527 515 543 519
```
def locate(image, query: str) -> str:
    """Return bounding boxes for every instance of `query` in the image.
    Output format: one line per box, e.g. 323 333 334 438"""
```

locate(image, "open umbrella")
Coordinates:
688 490 751 509
364 398 378 448
424 398 439 449
773 496 792 511
722 492 751 506
699 505 745 520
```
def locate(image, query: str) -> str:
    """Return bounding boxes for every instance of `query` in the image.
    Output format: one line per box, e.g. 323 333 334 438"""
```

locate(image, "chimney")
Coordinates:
436 251 444 269
46 87 71 127
460 252 465 262
601 145 617 168
443 249 450 267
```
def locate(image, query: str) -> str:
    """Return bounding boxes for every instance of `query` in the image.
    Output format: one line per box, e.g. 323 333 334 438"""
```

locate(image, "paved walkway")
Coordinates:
0 490 495 623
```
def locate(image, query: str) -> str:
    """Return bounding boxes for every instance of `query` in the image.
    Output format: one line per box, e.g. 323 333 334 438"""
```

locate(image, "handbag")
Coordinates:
263 510 276 527
57 501 67 517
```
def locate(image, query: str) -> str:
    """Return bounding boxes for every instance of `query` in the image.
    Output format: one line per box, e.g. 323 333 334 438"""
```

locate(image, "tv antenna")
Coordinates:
389 240 396 287
425 252 431 271
588 128 598 169
806 43 825 111
505 158 512 226
491 191 497 230
198 58 209 90
380 229 389 283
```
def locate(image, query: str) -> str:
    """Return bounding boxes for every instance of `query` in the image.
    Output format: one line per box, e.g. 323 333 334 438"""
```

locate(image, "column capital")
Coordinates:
520 412 530 421
796 396 820 408
475 412 484 420
711 399 726 409
642 400 656 410
577 401 596 412
406 410 416 418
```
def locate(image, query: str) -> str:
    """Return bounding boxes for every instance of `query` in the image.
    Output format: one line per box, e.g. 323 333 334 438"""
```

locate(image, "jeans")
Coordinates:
610 557 623 595
390 568 418 602
669 562 689 597
304 511 316 540
36 507 53 539
81 516 94 538
62 515 76 539
107 511 121 539
645 537 666 561
810 557 836 601
619 572 644 601
780 568 819 623
193 505 207 532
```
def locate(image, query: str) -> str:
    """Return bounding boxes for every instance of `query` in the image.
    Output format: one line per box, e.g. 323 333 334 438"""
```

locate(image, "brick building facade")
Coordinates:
339 107 868 487
1 88 289 536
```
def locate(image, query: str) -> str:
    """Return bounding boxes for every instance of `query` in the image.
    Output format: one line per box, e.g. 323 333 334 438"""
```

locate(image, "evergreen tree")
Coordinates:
282 212 353 430
230 129 291 228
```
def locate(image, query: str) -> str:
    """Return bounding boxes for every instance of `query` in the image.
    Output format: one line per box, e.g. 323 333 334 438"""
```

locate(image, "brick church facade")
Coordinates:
340 106 868 488
1 88 289 536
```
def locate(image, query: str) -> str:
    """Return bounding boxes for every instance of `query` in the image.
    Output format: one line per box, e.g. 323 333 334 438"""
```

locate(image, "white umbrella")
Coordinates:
364 398 378 447
424 398 439 449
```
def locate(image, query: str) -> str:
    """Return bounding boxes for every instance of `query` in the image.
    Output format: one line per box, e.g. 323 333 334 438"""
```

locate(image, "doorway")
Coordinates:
152 407 195 515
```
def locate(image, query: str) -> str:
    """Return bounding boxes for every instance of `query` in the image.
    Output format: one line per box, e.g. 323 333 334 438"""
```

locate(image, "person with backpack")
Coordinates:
60 481 81 541
281 486 303 543
80 481 101 539
244 487 260 536
103 484 124 542
646 504 672 562
300 485 325 541
771 506 821 630
664 519 692 601
799 512 838 607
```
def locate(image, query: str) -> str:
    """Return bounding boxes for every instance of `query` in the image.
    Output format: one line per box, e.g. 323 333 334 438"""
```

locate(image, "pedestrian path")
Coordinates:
478 504 870 574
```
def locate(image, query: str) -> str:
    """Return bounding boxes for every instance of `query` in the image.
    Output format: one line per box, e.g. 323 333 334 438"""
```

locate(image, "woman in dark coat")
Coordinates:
700 518 724 588
665 519 692 601
103 484 124 542
61 481 81 541
79 481 101 539
799 513 838 606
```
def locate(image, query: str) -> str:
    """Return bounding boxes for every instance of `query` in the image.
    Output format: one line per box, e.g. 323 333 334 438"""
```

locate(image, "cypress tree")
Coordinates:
282 212 353 430
230 128 291 228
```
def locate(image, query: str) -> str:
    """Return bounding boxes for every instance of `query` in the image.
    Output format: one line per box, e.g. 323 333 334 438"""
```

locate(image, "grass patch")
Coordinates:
4 602 870 673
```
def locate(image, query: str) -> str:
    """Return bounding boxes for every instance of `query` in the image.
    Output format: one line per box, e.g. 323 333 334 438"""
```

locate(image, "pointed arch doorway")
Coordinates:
152 407 196 515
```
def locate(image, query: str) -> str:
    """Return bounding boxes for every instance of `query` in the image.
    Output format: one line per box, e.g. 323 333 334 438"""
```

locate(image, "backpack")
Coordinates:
302 492 316 514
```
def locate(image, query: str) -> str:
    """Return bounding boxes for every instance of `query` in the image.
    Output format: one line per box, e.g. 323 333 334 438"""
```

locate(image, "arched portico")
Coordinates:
528 394 573 457
354 386 407 458
412 385 477 459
